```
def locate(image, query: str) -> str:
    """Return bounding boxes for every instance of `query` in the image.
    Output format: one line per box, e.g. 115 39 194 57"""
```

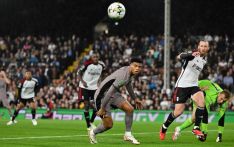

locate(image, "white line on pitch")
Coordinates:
0 130 234 140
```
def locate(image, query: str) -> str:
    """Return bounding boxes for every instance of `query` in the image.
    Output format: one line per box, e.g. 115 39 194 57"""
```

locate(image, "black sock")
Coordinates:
12 110 20 121
32 109 36 119
194 106 204 129
90 110 97 123
162 112 176 133
84 111 90 128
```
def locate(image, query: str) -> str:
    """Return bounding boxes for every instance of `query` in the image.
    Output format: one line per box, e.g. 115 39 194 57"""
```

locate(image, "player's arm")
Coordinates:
77 64 87 87
98 61 106 84
126 82 143 109
17 79 23 100
34 79 40 98
1 71 11 84
177 51 199 60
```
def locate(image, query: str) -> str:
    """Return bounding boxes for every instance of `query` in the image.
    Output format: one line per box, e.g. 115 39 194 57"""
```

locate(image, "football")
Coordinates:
107 2 126 20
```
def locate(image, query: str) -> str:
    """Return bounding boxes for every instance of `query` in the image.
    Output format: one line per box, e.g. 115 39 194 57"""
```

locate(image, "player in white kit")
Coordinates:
7 70 39 126
77 53 105 131
160 40 209 140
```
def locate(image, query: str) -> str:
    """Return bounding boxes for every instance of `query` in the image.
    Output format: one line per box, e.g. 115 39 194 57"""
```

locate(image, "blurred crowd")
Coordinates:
0 34 234 111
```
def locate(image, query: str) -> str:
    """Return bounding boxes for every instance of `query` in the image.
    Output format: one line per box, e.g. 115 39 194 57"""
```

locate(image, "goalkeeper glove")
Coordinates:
216 133 222 142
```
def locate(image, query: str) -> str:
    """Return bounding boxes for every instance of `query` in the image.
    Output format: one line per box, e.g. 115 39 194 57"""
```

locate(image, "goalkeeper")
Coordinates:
172 80 231 142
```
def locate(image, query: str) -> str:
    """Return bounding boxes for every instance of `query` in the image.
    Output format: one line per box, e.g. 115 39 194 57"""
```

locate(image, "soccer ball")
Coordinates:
107 2 126 20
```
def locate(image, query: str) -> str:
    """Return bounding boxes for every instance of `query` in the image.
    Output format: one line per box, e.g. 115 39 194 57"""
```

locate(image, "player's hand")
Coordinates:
82 80 88 87
192 51 200 57
216 133 222 142
96 108 106 117
135 98 143 110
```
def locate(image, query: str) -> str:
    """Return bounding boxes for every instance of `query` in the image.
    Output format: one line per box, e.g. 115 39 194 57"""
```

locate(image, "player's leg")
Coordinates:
7 101 25 125
160 87 188 140
82 88 92 129
89 90 97 128
160 103 185 140
173 105 196 140
118 100 140 144
89 116 113 144
2 96 13 117
29 99 37 126
94 116 113 134
199 107 208 142
2 97 13 118
191 91 205 136
88 100 113 144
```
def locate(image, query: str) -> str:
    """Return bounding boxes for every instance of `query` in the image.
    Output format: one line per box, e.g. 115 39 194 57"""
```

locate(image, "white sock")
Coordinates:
125 131 132 136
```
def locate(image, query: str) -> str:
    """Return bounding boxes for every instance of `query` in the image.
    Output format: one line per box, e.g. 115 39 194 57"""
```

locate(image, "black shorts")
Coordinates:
19 97 35 105
79 88 96 101
172 86 201 104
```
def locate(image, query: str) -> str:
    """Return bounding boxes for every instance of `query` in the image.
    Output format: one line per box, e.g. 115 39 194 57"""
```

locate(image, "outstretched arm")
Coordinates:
1 71 10 84
177 51 200 60
77 65 87 87
126 82 143 109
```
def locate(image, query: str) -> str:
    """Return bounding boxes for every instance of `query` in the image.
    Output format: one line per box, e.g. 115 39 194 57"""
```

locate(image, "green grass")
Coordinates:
0 119 233 147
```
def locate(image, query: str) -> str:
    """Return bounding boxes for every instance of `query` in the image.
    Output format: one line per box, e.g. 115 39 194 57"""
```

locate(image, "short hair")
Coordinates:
198 40 209 45
221 90 231 100
130 57 143 64
90 52 99 58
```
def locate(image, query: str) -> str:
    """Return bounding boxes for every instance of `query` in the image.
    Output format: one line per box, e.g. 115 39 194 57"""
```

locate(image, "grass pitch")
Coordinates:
0 119 233 147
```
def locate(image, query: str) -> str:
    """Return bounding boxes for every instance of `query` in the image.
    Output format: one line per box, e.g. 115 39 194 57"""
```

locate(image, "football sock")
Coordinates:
93 123 110 134
84 111 91 128
32 109 36 119
194 106 204 129
162 112 176 133
90 110 97 123
218 126 224 134
201 123 208 134
12 109 20 121
125 111 133 132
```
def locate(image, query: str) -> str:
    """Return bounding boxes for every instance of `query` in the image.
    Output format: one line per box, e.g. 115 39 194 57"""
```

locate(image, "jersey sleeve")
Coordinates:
33 78 39 94
99 61 106 71
217 102 227 118
125 81 136 99
179 50 195 61
17 79 25 99
77 60 92 75
112 70 126 89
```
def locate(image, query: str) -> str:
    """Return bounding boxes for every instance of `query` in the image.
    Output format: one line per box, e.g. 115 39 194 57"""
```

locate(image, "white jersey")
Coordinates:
78 60 105 90
18 78 39 99
175 55 207 88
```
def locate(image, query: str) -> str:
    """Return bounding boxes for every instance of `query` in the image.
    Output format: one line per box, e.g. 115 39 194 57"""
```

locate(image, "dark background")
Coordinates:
0 0 233 38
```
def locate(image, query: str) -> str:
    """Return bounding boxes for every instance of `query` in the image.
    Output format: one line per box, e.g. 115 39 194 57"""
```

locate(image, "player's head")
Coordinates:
90 52 99 64
198 40 209 56
0 69 6 78
24 70 32 80
129 57 143 75
217 90 231 104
